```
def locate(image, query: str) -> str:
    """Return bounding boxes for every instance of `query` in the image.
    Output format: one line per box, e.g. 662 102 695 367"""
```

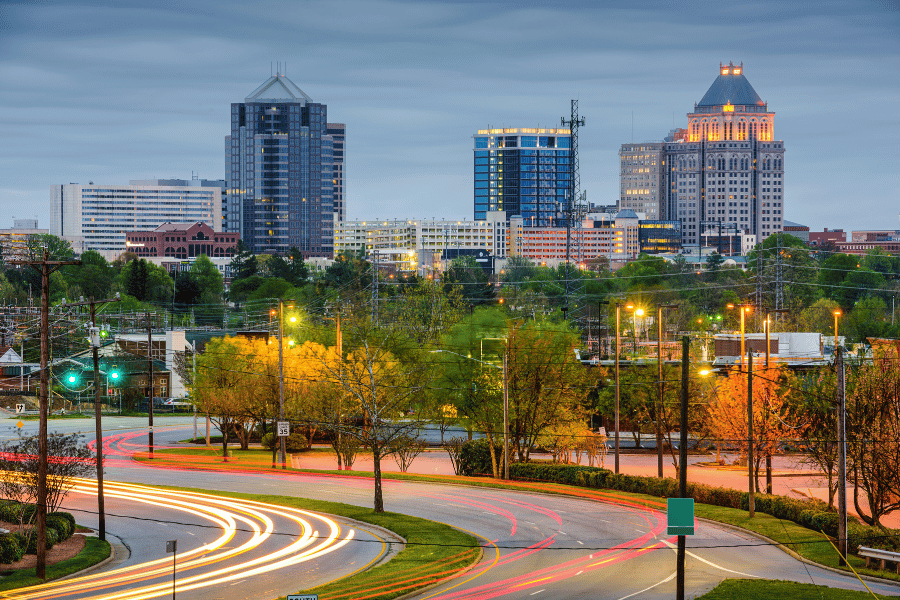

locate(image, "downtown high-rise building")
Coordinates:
226 73 343 256
473 128 571 226
620 63 785 247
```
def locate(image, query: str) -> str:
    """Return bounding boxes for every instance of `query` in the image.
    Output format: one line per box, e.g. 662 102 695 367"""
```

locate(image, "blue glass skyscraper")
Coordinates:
473 128 571 225
226 73 336 256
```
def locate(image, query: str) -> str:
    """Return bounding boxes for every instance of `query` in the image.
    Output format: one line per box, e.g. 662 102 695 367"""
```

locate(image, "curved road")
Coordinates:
5 417 900 599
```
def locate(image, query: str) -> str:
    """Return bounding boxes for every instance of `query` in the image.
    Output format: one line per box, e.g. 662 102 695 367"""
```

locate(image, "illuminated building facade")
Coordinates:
473 128 571 226
619 143 666 220
226 72 339 256
663 62 785 247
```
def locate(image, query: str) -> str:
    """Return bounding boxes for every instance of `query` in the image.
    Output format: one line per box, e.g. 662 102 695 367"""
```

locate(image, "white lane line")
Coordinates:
616 571 676 600
559 530 568 535
530 589 545 595
661 539 757 577
576 570 583 575
577 541 583 545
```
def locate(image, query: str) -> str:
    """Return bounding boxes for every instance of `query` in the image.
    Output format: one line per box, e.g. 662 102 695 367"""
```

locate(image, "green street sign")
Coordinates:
667 498 695 536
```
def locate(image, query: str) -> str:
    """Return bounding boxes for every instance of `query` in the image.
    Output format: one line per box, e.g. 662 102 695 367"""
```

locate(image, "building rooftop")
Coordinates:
246 74 312 104
697 62 765 108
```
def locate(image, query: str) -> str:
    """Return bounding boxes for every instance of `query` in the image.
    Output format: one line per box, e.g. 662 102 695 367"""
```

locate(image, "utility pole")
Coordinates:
65 295 121 542
676 335 690 600
503 349 509 480
836 347 848 564
9 251 80 579
147 312 154 459
658 305 678 478
747 349 755 517
614 302 621 474
336 312 343 470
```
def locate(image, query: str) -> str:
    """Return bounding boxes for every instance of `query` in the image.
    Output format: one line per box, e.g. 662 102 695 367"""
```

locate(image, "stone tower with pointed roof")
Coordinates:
226 72 341 256
662 62 785 247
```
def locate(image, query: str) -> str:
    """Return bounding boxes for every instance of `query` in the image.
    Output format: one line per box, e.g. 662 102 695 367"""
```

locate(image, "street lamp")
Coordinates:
657 304 678 478
764 309 789 368
615 302 623 474
833 310 842 355
431 347 509 479
631 307 645 356
727 303 753 371
276 301 295 469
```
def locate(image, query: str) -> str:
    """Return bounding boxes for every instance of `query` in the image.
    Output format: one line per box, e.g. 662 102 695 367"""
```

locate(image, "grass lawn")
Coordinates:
159 487 480 600
0 536 110 591
696 579 899 599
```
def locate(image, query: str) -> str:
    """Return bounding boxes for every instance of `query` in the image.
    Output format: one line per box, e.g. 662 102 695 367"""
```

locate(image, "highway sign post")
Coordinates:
166 540 176 600
667 498 695 536
15 404 24 414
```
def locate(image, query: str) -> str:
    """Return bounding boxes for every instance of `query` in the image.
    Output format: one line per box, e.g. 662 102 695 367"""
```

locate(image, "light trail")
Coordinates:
6 479 361 600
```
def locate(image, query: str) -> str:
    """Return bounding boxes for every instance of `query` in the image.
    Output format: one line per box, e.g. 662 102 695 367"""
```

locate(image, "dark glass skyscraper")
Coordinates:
473 128 571 226
226 73 335 256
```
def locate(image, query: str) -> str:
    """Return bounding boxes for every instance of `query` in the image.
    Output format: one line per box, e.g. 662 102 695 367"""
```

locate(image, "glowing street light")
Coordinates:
834 310 842 356
727 303 753 371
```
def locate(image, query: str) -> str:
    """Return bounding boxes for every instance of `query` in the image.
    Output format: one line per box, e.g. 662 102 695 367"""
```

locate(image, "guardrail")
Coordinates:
858 546 900 573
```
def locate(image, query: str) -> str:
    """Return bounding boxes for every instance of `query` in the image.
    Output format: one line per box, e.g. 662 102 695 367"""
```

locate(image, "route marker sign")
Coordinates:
277 421 290 437
15 404 24 414
667 498 695 535
287 595 318 600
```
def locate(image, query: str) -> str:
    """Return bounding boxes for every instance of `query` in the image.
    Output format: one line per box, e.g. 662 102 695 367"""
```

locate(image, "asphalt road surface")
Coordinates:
5 416 900 599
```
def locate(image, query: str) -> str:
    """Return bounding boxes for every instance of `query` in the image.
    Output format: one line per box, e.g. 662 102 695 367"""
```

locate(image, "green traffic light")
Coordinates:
66 373 78 385
110 371 119 380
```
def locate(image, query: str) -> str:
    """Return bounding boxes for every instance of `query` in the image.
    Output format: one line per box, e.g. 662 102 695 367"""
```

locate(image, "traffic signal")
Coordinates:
109 365 120 381
65 372 80 386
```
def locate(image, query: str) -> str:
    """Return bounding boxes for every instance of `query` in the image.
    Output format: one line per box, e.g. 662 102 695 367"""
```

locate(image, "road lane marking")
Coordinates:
530 589 545 595
661 539 757 577
616 571 676 600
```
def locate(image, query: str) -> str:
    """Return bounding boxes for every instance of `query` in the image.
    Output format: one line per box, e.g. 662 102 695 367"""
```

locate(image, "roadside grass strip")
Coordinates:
0 536 110 591
696 579 899 599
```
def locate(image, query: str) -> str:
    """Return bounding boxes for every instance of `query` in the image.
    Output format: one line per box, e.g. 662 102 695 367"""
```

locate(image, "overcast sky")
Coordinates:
1 0 898 232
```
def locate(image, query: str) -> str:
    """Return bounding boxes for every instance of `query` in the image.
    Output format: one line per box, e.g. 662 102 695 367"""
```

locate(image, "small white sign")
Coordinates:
15 404 24 414
597 427 607 436
277 421 290 437
287 595 318 600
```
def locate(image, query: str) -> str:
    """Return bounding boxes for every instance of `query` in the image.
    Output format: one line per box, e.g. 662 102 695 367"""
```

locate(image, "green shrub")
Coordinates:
48 511 76 536
46 514 72 540
24 527 59 554
261 431 308 452
458 439 503 476
0 533 24 564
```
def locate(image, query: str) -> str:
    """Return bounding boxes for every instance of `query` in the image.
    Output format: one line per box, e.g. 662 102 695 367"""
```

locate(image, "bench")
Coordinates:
859 546 900 573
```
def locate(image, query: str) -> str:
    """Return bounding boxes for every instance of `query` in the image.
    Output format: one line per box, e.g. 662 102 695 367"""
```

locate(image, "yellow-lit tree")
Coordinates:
705 366 805 491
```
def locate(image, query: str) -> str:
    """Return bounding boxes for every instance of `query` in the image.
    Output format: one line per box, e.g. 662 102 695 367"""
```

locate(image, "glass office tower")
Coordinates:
226 73 334 256
473 128 571 226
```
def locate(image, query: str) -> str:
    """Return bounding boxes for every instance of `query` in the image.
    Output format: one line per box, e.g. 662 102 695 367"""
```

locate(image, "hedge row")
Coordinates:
508 462 900 554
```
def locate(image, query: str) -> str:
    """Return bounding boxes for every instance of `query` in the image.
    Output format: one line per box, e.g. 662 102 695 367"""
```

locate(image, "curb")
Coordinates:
54 531 123 581
694 516 900 589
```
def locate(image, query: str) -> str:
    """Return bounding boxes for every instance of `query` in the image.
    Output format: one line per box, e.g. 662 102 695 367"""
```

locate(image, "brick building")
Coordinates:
125 222 239 260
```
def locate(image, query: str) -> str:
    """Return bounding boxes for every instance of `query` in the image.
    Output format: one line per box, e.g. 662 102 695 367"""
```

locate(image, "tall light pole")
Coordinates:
632 307 644 356
727 303 753 371
763 309 789 369
657 304 678 478
833 310 842 355
615 302 622 474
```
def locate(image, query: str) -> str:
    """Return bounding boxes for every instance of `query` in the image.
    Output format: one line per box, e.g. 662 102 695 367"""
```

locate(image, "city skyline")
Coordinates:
1 0 898 234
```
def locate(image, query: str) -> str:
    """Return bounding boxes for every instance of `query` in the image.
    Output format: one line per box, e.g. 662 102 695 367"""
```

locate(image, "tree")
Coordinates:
818 253 859 299
844 296 896 343
302 314 432 512
229 240 258 280
705 252 725 281
62 250 114 300
442 255 494 303
268 247 309 287
747 234 818 313
0 432 94 547
846 350 900 528
797 298 842 336
705 367 805 491
122 258 173 304
501 255 536 286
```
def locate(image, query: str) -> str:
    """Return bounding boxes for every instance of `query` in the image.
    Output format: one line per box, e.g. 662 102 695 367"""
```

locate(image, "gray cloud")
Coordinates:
0 0 898 231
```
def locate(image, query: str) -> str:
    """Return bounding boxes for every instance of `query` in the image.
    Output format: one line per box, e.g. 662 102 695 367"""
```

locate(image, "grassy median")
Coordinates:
697 579 899 599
